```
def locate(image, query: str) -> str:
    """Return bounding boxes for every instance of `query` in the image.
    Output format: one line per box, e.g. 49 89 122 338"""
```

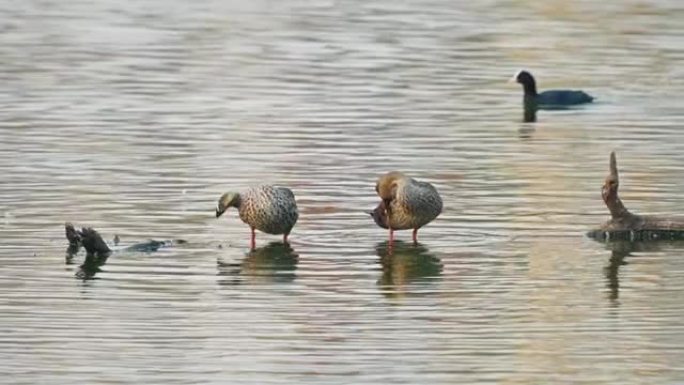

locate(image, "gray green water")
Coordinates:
2 0 684 384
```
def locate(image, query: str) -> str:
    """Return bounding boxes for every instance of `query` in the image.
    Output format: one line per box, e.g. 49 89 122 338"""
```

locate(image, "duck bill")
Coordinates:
216 208 226 218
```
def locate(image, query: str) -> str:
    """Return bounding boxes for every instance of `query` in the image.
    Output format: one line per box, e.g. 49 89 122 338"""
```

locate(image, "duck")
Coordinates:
587 152 684 241
374 172 442 243
216 185 299 249
511 70 593 107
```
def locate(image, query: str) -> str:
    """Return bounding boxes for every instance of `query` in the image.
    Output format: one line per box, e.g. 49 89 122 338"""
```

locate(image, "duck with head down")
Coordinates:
373 172 442 243
216 185 299 249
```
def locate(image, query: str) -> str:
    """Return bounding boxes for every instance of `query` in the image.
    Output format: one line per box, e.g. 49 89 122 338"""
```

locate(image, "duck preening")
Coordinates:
216 185 299 249
587 152 684 241
372 172 443 243
512 70 594 108
369 201 389 230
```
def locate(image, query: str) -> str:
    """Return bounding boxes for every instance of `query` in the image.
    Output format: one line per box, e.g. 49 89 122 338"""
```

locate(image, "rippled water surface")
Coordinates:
2 0 684 383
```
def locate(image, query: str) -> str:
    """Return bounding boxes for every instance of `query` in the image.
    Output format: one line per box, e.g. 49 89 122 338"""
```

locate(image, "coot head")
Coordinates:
511 70 537 95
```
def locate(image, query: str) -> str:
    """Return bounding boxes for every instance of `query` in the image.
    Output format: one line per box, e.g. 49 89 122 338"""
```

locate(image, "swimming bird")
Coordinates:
216 185 299 249
374 172 442 243
511 70 593 107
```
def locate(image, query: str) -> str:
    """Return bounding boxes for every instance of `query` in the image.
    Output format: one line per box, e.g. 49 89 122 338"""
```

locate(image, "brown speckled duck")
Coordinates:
216 185 299 249
374 172 443 243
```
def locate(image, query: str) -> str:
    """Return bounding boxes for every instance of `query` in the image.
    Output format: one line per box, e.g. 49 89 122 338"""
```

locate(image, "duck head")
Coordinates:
216 192 241 218
375 171 405 209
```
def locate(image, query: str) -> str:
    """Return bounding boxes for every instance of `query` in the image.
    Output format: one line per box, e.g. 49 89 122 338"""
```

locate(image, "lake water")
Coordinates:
2 0 684 383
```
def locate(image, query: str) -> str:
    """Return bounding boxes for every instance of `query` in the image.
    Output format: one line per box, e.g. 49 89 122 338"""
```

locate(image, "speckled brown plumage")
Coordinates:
374 172 442 242
216 185 299 248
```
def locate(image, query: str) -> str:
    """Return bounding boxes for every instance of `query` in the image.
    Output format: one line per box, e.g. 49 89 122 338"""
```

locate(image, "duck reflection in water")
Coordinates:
375 240 442 295
217 241 299 285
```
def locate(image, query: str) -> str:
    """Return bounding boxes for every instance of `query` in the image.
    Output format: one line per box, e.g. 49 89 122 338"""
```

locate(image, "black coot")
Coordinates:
512 70 593 108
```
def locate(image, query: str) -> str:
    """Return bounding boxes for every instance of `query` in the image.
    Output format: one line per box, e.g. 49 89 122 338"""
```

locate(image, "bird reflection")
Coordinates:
217 241 299 285
65 222 82 260
516 102 538 140
375 240 442 296
523 101 538 123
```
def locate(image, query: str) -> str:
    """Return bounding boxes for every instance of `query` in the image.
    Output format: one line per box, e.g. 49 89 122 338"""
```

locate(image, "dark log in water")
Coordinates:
587 152 684 241
64 222 111 258
64 223 187 257
64 222 82 256
78 227 113 257
65 222 81 247
63 224 111 280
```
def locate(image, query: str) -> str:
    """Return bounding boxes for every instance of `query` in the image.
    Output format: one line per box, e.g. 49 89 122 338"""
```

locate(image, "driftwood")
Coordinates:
587 152 684 241
65 223 112 258
64 223 111 280
65 222 82 256
64 223 186 258
64 223 187 280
